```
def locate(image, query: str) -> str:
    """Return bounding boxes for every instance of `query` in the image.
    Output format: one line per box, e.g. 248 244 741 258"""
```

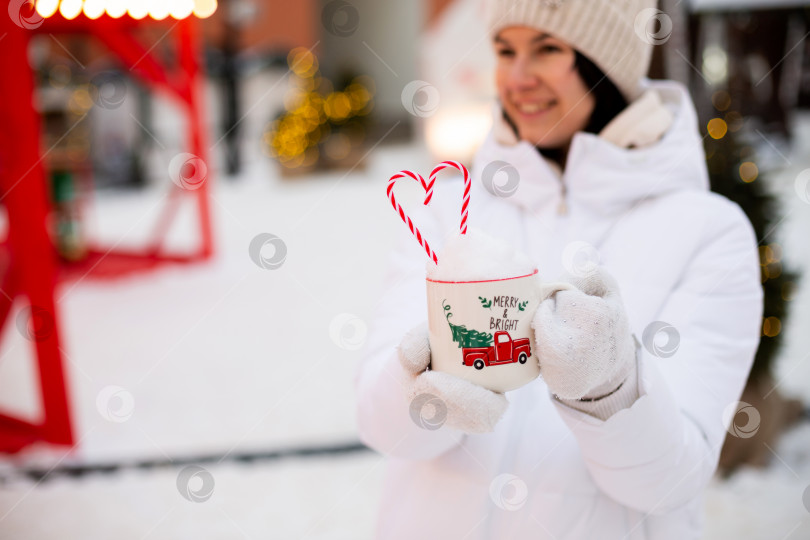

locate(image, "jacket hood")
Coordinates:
471 80 710 217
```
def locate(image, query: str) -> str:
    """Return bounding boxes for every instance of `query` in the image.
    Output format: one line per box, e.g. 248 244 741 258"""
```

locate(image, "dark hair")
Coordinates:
503 50 629 166
574 51 628 134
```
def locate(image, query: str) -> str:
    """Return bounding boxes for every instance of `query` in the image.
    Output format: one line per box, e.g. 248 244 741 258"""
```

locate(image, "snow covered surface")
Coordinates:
426 227 536 282
0 453 385 539
0 71 809 538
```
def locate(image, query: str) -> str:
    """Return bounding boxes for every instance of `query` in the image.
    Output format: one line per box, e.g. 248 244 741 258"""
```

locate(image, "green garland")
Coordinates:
704 125 799 379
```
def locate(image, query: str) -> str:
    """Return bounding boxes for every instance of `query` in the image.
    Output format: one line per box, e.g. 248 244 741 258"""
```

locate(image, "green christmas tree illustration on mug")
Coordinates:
443 300 493 348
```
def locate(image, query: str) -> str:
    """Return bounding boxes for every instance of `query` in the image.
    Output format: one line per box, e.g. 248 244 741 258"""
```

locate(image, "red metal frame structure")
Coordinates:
0 7 213 453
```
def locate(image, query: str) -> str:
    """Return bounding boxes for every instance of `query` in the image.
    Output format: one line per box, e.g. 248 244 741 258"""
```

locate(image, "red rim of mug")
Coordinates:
426 269 538 284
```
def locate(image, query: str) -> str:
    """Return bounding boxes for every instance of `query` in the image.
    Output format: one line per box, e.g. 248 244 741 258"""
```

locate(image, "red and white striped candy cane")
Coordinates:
429 160 471 235
387 170 438 264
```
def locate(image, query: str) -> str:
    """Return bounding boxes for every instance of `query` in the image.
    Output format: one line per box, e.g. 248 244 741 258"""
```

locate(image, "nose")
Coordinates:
507 55 537 91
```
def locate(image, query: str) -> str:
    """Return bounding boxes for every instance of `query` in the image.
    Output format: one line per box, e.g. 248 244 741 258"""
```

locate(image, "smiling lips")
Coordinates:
513 101 556 116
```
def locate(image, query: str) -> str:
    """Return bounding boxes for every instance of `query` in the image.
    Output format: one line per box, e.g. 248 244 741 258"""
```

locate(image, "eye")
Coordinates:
496 48 515 58
537 45 561 54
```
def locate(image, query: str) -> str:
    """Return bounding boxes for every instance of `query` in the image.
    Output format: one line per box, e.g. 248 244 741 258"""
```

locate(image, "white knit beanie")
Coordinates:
486 0 659 101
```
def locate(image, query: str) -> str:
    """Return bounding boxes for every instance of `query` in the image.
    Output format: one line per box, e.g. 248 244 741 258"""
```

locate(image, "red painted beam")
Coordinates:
0 19 74 452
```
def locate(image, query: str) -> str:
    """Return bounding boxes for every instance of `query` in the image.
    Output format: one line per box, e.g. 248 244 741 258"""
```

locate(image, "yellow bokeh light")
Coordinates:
759 245 773 264
106 0 128 18
59 0 83 19
127 0 148 19
288 48 318 78
36 0 59 18
169 0 194 19
192 0 217 18
324 92 351 121
762 317 781 338
346 83 371 111
299 105 321 126
739 161 758 183
291 75 319 92
148 0 170 19
83 0 106 19
267 51 372 169
707 118 727 139
69 87 94 113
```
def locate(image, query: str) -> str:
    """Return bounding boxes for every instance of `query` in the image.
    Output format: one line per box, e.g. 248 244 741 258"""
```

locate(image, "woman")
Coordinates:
355 0 763 538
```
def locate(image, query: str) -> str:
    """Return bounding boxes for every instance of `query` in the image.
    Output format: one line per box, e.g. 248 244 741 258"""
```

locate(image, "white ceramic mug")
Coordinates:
426 270 542 393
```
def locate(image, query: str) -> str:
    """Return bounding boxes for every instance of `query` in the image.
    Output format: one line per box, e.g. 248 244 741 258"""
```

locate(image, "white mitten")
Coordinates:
398 323 509 434
532 267 636 401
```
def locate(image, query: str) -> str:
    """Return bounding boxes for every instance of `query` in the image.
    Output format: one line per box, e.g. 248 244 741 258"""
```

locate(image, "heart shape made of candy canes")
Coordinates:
386 160 471 265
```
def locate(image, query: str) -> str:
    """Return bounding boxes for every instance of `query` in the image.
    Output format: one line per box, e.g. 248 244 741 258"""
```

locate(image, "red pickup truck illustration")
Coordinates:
462 331 531 370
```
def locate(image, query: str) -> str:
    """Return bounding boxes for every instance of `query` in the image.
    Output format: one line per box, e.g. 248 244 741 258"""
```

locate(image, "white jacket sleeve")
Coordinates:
551 201 763 514
354 222 465 460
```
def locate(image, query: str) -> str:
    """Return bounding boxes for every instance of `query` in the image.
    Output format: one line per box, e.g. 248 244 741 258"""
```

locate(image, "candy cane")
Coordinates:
387 170 438 265
429 160 471 235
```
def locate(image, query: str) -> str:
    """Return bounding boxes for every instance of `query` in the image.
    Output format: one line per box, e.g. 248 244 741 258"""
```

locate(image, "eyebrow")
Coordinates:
494 32 554 45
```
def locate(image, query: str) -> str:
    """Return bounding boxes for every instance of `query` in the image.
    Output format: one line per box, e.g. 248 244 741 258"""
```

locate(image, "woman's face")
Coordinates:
494 26 595 149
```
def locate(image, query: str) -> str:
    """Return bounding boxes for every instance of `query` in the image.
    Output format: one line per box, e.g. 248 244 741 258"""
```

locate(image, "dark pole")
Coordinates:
222 0 242 177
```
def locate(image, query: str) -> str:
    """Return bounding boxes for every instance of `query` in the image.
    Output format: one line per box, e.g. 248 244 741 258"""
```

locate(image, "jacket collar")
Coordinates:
471 80 709 217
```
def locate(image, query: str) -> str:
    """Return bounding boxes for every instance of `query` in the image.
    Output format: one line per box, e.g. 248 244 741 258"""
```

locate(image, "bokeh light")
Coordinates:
192 0 217 18
266 51 374 169
82 0 105 19
740 161 758 183
707 118 728 139
288 48 318 78
759 245 774 264
169 0 194 19
58 0 83 19
106 0 128 18
762 317 781 338
324 92 352 121
127 0 148 19
35 0 216 18
35 0 60 18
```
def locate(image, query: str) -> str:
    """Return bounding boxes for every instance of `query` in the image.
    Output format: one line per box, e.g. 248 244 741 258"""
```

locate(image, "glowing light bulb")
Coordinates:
126 0 148 19
36 0 60 18
169 0 193 19
105 0 127 18
83 0 105 19
192 0 216 18
59 0 83 20
148 0 170 19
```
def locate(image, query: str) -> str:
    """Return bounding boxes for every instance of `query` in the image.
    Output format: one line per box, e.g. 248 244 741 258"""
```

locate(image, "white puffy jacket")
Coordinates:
355 80 763 540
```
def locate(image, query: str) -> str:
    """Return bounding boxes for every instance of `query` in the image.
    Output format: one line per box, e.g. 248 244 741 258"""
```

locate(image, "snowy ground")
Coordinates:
0 75 809 538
